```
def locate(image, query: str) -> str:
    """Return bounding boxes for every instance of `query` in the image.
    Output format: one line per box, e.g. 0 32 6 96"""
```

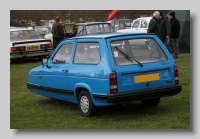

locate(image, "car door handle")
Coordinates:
62 69 68 72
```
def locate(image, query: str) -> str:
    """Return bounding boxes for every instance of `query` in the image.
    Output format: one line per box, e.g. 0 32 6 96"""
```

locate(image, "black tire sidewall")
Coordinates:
78 90 95 117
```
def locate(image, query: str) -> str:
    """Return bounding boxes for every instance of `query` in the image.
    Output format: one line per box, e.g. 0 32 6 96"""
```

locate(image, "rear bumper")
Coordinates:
10 49 53 59
105 85 182 103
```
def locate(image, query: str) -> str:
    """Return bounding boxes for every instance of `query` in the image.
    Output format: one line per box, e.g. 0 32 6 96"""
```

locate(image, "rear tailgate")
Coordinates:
115 62 174 93
105 34 176 94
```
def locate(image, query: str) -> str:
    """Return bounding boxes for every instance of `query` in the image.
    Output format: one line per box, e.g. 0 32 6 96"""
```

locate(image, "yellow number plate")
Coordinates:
26 46 40 50
134 73 160 83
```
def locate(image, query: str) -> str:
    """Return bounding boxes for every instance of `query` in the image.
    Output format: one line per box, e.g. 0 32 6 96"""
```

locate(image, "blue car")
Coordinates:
27 32 182 117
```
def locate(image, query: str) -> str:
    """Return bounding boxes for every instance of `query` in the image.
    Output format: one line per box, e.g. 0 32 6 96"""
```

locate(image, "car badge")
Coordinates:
146 82 150 87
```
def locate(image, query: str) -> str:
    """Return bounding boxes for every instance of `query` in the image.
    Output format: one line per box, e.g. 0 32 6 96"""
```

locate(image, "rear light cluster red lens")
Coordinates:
40 44 52 49
110 73 118 94
10 46 26 51
174 66 179 85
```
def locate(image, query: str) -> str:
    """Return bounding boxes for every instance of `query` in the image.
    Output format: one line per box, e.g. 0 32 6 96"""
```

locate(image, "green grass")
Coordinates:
10 54 190 129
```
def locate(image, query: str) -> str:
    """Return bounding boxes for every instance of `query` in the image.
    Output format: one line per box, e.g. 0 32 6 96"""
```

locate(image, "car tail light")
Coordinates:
10 46 26 51
110 73 118 94
174 66 179 85
40 44 53 49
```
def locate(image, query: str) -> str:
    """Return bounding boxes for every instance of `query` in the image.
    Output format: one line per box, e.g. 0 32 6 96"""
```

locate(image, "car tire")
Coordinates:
78 90 96 117
141 98 160 106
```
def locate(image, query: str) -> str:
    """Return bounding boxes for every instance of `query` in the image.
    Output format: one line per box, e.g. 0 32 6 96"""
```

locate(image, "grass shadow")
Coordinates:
11 58 42 64
35 98 169 118
96 102 169 117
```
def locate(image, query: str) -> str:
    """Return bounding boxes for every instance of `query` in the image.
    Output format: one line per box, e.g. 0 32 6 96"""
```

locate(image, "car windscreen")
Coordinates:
10 30 43 41
110 38 168 66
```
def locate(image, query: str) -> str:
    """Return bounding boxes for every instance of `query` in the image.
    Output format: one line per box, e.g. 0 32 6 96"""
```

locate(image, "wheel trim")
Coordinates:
80 96 89 113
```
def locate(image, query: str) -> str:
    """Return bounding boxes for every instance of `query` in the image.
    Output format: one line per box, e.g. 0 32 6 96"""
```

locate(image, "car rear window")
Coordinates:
110 38 168 66
85 24 114 34
10 30 43 41
73 42 100 64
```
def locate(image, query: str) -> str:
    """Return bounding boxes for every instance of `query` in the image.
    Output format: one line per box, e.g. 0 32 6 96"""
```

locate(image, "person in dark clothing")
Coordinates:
147 11 161 57
158 11 171 44
52 16 65 49
158 11 171 53
147 11 160 36
167 11 180 58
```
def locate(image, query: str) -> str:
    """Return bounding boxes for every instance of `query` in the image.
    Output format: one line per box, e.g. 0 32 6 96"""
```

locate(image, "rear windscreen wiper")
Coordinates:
114 46 143 67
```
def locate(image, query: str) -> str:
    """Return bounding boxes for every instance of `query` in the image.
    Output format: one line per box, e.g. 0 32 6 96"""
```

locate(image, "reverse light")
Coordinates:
110 73 118 94
174 66 179 85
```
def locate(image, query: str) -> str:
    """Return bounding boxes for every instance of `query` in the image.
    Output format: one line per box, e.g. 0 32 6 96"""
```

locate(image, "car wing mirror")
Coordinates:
42 58 48 65
42 57 52 68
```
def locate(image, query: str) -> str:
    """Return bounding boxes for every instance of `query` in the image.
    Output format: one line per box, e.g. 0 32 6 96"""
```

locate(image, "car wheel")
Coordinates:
141 98 160 106
78 90 96 117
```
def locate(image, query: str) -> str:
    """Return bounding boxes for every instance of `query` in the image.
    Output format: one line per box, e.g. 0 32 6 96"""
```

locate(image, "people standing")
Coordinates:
147 11 161 57
167 11 180 58
158 11 171 53
158 11 171 44
52 16 65 49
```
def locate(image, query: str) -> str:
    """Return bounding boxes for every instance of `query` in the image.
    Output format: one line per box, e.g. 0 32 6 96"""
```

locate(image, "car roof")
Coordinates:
67 32 155 40
34 26 50 28
10 27 29 29
75 22 112 26
134 17 152 21
113 19 133 21
10 27 34 31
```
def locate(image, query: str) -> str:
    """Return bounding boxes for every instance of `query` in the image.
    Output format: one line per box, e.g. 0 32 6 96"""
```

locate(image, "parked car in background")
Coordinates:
44 22 115 43
117 17 152 33
10 27 53 62
27 32 182 117
34 26 52 38
117 17 152 46
44 23 75 43
74 22 115 36
107 19 134 31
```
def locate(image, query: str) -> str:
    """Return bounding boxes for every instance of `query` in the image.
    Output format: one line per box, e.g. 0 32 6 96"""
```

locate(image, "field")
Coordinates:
10 53 190 129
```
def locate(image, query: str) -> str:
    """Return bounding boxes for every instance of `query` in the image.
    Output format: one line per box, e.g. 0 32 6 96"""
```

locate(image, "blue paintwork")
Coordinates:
27 32 179 107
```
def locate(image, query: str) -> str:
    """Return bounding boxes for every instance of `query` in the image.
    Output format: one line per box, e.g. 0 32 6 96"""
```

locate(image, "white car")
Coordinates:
117 17 152 46
10 27 53 62
117 17 152 33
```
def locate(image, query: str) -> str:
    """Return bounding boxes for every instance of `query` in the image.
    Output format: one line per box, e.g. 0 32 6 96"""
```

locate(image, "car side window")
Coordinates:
113 20 120 31
103 24 110 32
132 21 139 28
77 25 83 35
119 22 124 29
140 20 147 28
73 42 100 64
52 44 73 64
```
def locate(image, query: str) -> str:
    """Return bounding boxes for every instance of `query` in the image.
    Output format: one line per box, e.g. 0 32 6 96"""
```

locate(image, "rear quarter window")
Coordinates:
73 42 100 64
